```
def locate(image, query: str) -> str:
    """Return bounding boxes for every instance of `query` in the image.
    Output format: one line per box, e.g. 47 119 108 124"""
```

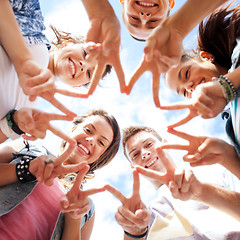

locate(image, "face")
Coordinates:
69 115 114 165
126 131 165 172
53 42 97 87
165 57 224 98
122 0 169 40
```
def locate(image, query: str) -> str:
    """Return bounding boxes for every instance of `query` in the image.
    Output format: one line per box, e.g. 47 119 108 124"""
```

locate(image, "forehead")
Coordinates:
126 131 158 151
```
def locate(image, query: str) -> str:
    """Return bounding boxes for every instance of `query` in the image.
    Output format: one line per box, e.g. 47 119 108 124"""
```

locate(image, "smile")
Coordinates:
69 58 76 78
136 1 158 7
145 157 158 168
77 143 90 155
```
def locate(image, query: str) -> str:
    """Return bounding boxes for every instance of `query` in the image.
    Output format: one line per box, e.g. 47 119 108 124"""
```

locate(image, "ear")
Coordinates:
200 51 215 63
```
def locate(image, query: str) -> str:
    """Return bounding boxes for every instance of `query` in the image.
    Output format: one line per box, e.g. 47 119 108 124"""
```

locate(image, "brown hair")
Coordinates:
197 4 240 70
61 109 120 182
122 126 163 161
49 25 112 81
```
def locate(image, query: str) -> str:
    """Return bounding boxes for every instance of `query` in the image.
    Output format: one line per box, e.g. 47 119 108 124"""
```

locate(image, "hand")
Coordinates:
126 19 184 108
13 107 75 142
105 169 150 236
161 128 230 167
82 13 125 96
135 146 176 185
60 163 105 219
29 142 87 185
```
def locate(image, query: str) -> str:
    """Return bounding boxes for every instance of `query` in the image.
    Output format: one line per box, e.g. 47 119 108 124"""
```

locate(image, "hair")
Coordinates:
61 109 120 183
122 126 163 161
197 4 240 70
49 25 112 81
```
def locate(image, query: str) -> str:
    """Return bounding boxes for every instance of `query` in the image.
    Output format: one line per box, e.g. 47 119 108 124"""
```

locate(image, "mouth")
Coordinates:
145 156 158 168
77 142 90 155
136 1 158 7
68 58 76 78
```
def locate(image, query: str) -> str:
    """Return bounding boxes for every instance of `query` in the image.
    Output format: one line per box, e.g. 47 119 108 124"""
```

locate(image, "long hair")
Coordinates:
61 109 120 183
197 4 240 70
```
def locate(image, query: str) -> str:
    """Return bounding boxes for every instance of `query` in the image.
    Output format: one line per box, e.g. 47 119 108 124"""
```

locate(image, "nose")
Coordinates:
185 81 194 92
139 12 151 24
142 151 150 160
79 61 86 72
86 137 94 146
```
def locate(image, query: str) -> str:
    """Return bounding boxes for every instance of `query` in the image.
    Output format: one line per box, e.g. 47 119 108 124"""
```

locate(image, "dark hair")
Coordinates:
197 4 240 70
49 25 112 82
61 109 120 179
122 126 163 161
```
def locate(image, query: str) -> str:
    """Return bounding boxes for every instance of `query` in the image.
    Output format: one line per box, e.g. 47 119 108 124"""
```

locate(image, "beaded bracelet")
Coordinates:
212 75 237 103
124 227 148 239
16 155 37 183
6 109 25 135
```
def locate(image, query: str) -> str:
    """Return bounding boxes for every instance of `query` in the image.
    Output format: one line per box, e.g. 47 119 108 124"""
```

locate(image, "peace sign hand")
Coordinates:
105 169 150 236
135 146 176 186
14 107 75 143
60 163 105 219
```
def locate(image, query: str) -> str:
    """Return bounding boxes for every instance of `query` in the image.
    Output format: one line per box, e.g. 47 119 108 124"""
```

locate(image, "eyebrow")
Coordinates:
176 67 184 94
129 22 156 29
90 124 110 142
128 139 148 157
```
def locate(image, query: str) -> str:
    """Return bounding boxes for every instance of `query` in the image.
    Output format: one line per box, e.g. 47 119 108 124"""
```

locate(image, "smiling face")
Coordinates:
125 131 165 172
69 115 114 165
122 0 170 40
165 56 226 98
52 42 97 87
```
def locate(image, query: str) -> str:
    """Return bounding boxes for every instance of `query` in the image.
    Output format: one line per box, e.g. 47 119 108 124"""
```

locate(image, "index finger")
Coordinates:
151 62 160 108
45 112 74 122
160 101 192 110
71 164 90 191
54 141 76 165
132 169 140 197
126 58 146 95
112 56 126 93
105 184 127 205
167 128 194 141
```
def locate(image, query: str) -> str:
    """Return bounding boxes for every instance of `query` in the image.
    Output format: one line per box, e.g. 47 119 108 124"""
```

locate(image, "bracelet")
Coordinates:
124 227 148 239
16 155 37 183
6 109 25 135
0 117 20 140
213 75 237 103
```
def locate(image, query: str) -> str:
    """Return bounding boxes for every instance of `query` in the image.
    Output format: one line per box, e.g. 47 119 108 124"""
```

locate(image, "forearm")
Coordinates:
193 183 240 221
61 213 81 240
0 129 8 144
81 0 115 20
0 163 18 186
166 0 228 38
0 0 33 72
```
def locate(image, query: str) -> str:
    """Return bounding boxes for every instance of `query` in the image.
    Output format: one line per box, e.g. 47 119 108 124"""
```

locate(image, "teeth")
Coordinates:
69 60 76 77
146 157 157 168
78 144 89 155
138 1 155 7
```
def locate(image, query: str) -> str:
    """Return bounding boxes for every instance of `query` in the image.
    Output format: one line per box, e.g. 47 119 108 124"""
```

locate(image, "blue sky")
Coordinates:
37 0 239 239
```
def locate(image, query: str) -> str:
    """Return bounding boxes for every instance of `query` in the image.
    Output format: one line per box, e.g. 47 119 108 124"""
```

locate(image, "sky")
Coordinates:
36 0 238 239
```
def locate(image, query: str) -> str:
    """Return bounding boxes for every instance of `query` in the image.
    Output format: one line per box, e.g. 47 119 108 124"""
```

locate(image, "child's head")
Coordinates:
120 0 174 41
62 109 120 176
49 26 112 87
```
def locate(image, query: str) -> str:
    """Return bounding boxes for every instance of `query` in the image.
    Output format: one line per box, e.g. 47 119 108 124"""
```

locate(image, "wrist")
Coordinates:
124 226 148 239
7 110 25 135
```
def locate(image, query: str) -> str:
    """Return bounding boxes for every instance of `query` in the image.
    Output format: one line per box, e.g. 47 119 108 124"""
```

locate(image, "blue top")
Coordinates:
9 0 49 47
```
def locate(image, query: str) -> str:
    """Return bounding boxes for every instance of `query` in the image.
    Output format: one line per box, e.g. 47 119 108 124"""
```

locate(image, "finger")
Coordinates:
71 164 90 191
167 128 193 141
42 162 54 184
132 169 140 197
22 134 38 141
45 112 74 122
48 124 76 145
27 70 52 88
83 187 105 197
24 129 46 139
54 142 77 165
160 143 189 151
112 56 126 93
126 58 146 95
158 55 178 69
44 96 77 118
180 169 192 193
135 166 166 182
87 61 105 95
151 64 161 108
29 76 54 95
160 101 192 110
155 147 175 175
55 88 90 98
173 169 184 189
105 184 127 204
167 110 198 129
144 37 157 62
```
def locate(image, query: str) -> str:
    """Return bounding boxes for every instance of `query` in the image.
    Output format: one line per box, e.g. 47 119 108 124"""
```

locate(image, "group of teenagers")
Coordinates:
0 0 240 239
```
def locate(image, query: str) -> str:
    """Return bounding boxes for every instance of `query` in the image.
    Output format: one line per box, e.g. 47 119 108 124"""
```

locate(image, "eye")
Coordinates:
84 127 91 134
185 68 190 79
99 140 105 147
87 70 91 79
148 19 158 23
131 16 140 21
146 141 153 148
132 152 139 160
83 49 87 58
